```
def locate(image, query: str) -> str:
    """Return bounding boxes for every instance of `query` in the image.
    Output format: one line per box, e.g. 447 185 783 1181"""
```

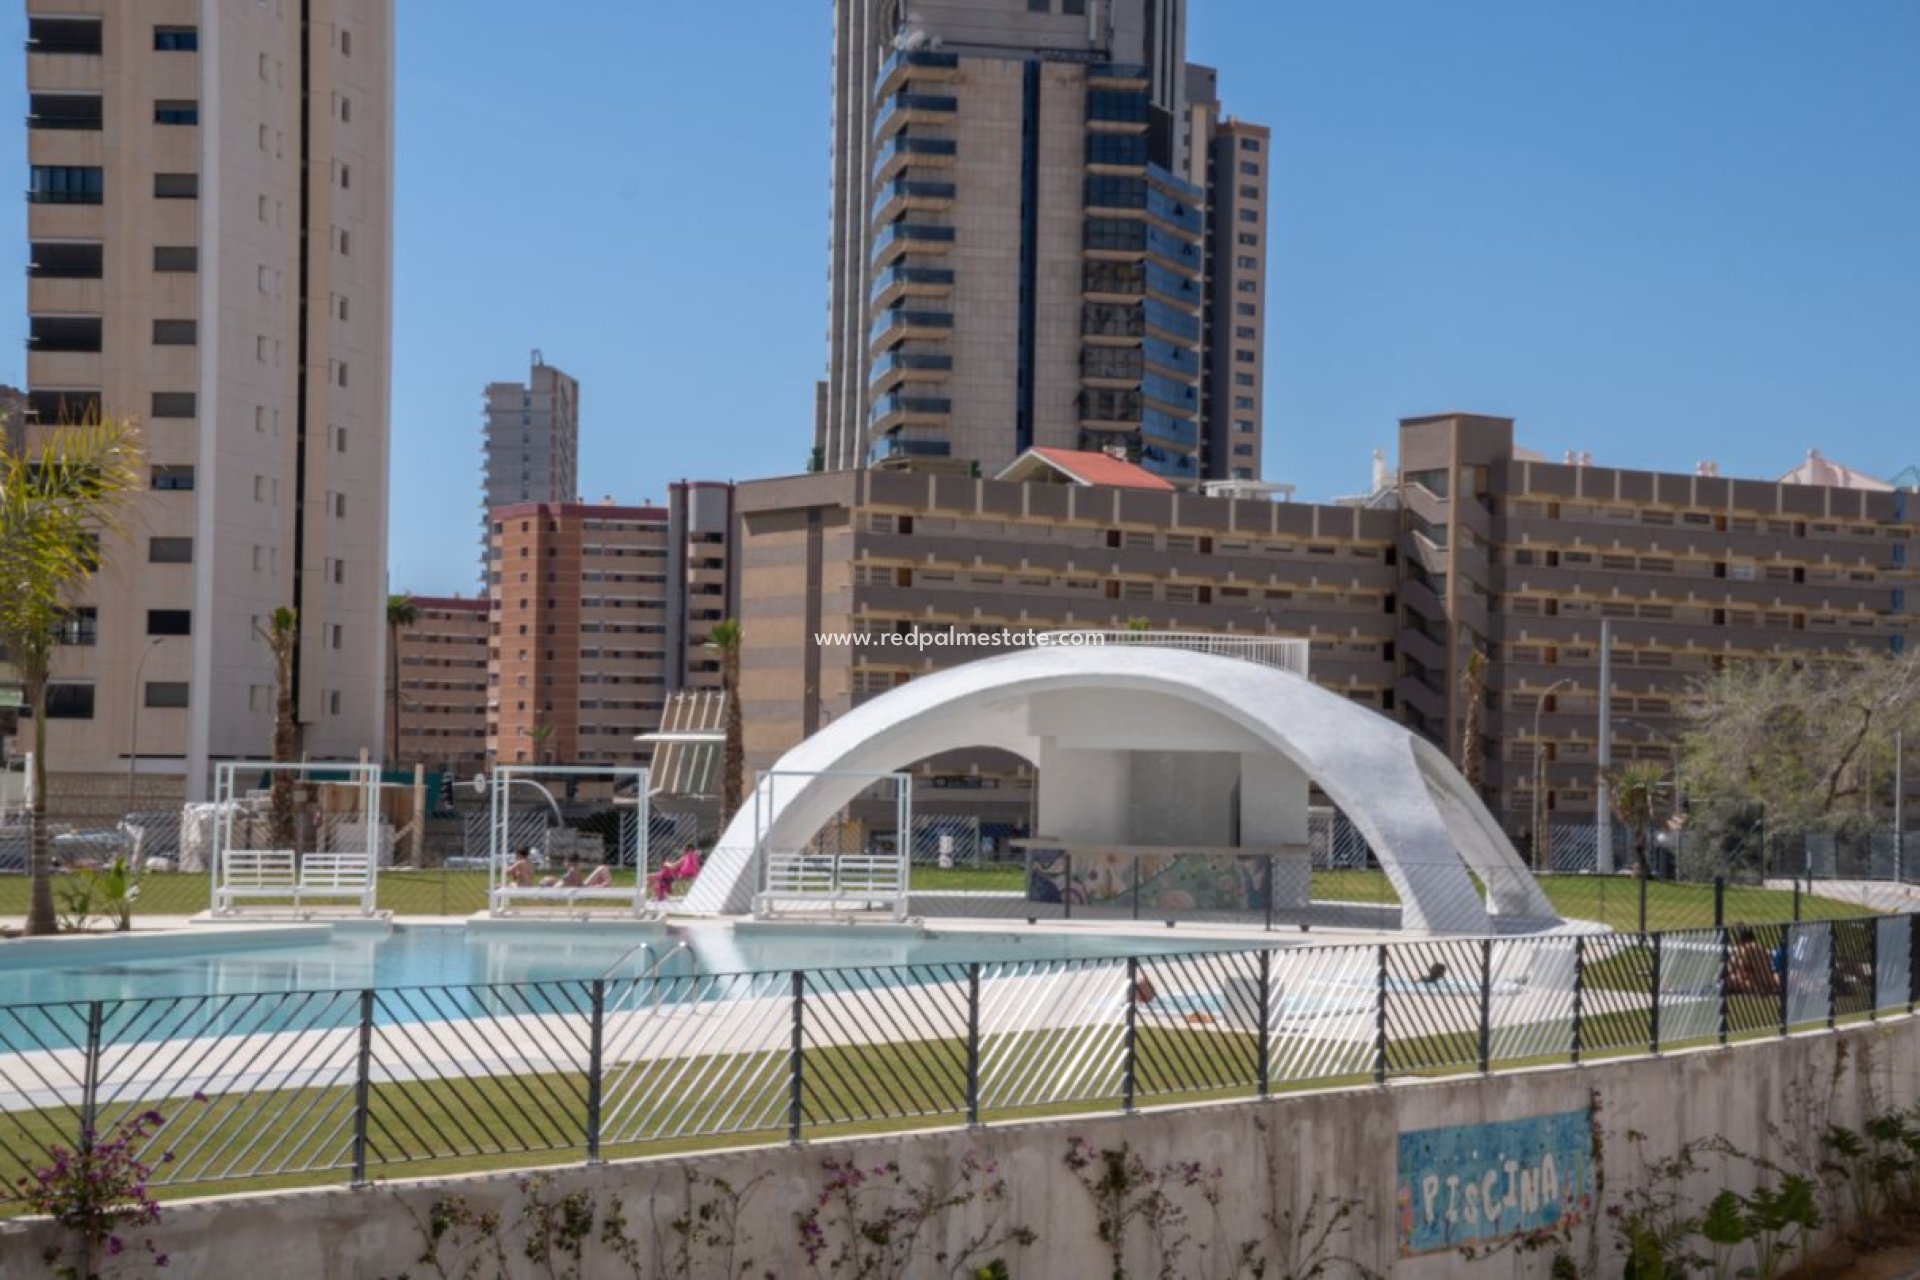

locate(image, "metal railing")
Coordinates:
1 913 1915 1206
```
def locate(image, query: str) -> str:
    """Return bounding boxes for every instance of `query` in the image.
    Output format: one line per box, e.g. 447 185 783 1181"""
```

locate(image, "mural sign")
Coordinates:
1395 1107 1592 1256
1023 846 1270 912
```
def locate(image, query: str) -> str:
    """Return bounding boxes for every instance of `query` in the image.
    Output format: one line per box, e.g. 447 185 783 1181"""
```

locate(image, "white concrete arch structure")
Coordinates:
682 644 1558 933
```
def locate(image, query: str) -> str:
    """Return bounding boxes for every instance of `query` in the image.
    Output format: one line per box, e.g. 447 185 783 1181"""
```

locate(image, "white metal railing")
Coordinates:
1043 630 1310 676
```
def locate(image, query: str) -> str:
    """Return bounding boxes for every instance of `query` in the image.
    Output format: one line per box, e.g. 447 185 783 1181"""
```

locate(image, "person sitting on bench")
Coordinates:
542 854 586 890
505 847 536 888
650 847 702 899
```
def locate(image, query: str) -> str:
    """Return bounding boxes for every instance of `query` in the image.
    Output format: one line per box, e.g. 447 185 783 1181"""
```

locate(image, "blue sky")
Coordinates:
2 3 1915 597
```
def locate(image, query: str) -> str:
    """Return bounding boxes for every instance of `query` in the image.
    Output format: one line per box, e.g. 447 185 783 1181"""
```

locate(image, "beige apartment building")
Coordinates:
735 422 1920 841
392 596 488 778
735 451 1398 826
485 483 736 768
18 2 393 809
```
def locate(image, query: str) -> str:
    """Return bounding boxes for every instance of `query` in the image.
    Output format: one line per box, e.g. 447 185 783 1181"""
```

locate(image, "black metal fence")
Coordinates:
2 913 1916 1207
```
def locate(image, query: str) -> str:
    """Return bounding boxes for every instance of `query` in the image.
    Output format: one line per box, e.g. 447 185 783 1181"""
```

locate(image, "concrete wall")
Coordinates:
8 1018 1918 1278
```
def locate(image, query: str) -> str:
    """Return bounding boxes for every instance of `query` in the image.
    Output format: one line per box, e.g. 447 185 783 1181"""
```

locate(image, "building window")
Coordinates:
29 165 103 204
1239 184 1259 199
29 316 101 352
1234 325 1256 339
1235 350 1256 363
153 26 198 51
1240 161 1260 176
1238 233 1258 247
153 245 198 272
150 465 195 491
150 392 197 418
327 690 342 716
339 29 351 56
42 684 95 720
149 537 193 564
1240 137 1262 152
152 319 197 346
1027 0 1049 9
147 610 192 637
54 608 98 646
154 100 199 125
1236 256 1258 271
333 493 347 518
338 229 350 256
339 96 351 123
337 362 349 387
1238 209 1258 223
337 296 349 321
1235 303 1256 317
144 682 190 709
339 163 350 189
1234 373 1255 388
1233 444 1255 457
329 624 343 650
1234 396 1255 409
153 172 198 199
1235 280 1256 293
1235 419 1255 434
27 390 101 423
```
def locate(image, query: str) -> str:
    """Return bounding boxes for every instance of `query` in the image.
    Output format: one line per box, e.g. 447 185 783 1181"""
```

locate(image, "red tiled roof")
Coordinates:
1006 447 1176 491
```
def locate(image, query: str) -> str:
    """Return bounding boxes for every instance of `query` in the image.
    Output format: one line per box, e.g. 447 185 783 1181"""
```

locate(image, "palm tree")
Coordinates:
0 417 141 935
1458 649 1487 791
385 593 416 763
255 607 299 848
1607 761 1669 881
705 619 745 822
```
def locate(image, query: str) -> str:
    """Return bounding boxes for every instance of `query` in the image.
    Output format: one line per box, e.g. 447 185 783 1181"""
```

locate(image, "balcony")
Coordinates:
874 92 957 138
870 263 954 308
1144 298 1200 343
868 349 952 392
1144 225 1200 275
872 134 956 182
1082 302 1146 342
1087 63 1151 88
868 307 953 351
25 19 102 56
1142 337 1197 379
870 177 955 224
27 94 102 131
28 241 102 279
1083 260 1144 300
1081 349 1144 384
869 393 952 433
872 221 954 265
1142 371 1197 416
1145 262 1200 309
867 435 953 467
1141 410 1199 450
28 315 101 353
875 49 959 98
1139 444 1199 479
1085 89 1149 130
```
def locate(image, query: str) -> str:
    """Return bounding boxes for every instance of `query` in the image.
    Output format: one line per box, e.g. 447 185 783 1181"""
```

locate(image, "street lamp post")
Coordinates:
126 637 163 811
1531 678 1574 872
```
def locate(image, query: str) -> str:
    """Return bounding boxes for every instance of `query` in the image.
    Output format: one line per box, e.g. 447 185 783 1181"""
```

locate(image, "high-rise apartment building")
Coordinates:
485 484 736 767
392 596 489 777
1185 63 1268 483
19 2 393 807
479 352 577 569
821 0 1264 486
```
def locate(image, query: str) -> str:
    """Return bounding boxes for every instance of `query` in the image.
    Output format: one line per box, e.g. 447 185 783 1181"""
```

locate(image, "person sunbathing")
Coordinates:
582 860 613 890
1728 926 1779 996
505 847 536 888
542 854 586 889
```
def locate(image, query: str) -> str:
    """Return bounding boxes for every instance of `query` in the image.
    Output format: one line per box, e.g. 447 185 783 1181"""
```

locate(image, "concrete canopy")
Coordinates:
681 644 1558 933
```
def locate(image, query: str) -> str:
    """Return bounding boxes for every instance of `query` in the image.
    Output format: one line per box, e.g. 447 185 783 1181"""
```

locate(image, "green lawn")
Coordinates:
0 865 1882 933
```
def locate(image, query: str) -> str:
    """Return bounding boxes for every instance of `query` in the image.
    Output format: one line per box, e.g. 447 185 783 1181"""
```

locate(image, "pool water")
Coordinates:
0 922 1259 1009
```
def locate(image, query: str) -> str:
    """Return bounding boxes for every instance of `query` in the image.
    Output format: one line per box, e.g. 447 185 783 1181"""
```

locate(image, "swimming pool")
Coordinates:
0 921 1262 1007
